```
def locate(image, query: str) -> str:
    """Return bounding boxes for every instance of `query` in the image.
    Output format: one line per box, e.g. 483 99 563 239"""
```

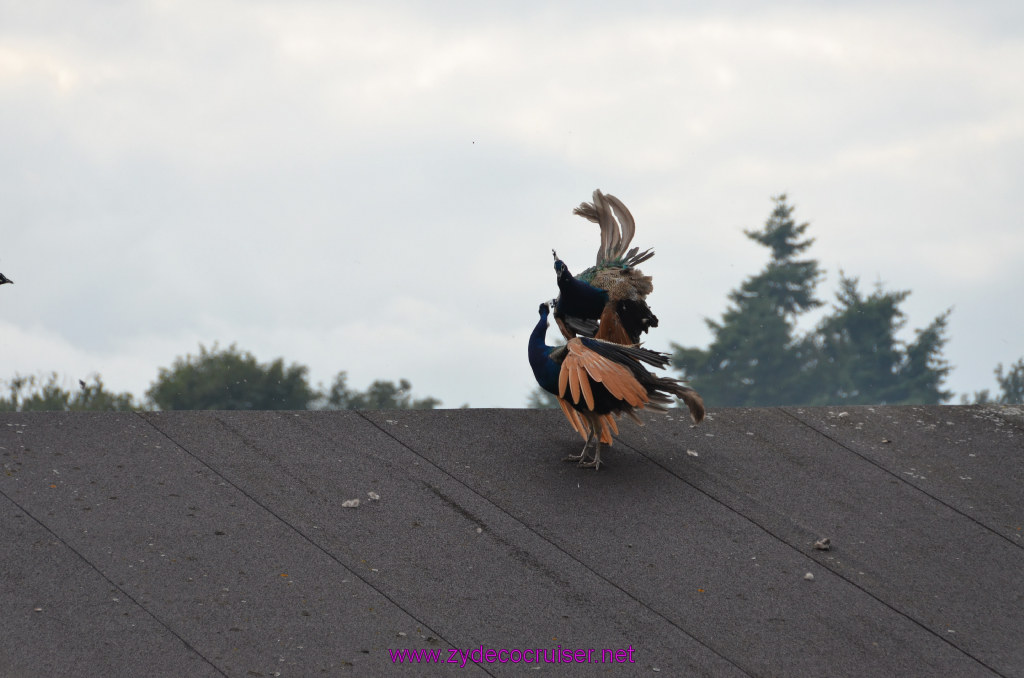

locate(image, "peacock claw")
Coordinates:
578 446 603 470
564 434 596 463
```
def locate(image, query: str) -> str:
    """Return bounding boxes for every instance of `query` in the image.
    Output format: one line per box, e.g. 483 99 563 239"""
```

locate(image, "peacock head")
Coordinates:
552 251 571 281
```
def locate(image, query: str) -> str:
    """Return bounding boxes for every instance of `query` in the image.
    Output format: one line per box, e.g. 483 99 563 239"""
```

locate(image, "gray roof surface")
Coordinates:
2 405 1022 677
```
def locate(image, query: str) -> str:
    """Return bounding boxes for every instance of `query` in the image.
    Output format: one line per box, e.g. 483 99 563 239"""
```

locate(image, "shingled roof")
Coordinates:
2 405 1022 676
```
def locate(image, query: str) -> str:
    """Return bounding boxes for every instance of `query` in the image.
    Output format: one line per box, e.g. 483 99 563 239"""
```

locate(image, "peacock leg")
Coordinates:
577 441 603 470
564 428 594 462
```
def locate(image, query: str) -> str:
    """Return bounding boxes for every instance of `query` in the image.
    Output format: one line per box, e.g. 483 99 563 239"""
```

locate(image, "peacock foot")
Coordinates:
577 447 603 470
564 437 594 463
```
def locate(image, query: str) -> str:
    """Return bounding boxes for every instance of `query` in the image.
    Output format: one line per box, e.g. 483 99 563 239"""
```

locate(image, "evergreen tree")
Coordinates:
671 195 823 406
976 359 1024 405
802 274 952 405
994 359 1024 404
899 310 953 404
671 194 952 406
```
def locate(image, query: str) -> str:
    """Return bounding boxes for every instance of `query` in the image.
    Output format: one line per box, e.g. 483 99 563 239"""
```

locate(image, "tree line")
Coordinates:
0 343 442 412
5 195 1021 412
530 194 1022 408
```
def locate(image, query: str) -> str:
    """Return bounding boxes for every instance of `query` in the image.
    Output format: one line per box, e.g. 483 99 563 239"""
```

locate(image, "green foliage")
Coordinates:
962 389 992 405
146 343 317 410
0 373 136 412
741 196 824 317
671 194 823 406
802 275 952 405
899 309 954 404
316 372 441 410
966 358 1024 405
2 347 443 413
671 195 952 406
994 359 1024 404
958 360 1024 403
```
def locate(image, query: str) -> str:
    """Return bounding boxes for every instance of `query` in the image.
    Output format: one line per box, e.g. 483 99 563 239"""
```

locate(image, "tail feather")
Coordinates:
625 249 655 268
574 189 644 266
677 388 706 424
640 380 704 423
604 194 635 257
596 191 619 263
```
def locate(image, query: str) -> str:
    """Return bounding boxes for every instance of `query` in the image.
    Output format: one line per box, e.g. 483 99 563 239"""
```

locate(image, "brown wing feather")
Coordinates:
579 348 647 406
557 398 588 440
567 362 581 403
594 303 632 344
560 347 597 410
567 355 582 403
565 339 649 407
575 358 596 410
596 415 613 444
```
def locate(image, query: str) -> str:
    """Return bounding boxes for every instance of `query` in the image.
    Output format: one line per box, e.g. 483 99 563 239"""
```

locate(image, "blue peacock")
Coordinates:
532 189 705 469
529 302 704 470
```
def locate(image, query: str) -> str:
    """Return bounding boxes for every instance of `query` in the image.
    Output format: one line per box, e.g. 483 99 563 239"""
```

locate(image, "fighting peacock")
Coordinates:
532 190 705 469
552 189 659 345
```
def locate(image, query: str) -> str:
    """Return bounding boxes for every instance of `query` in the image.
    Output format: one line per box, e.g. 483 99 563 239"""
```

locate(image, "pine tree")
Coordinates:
801 274 951 405
671 194 952 406
992 359 1024 404
671 195 823 406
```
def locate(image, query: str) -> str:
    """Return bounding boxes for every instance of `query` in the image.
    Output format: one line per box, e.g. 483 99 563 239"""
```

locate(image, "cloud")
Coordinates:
1 1 1022 405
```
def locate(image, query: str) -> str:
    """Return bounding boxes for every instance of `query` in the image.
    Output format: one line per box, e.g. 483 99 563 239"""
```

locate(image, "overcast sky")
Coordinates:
2 0 1022 407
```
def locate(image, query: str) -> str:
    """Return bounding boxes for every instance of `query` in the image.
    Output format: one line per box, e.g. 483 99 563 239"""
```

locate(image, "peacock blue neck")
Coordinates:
556 265 608 317
528 306 562 396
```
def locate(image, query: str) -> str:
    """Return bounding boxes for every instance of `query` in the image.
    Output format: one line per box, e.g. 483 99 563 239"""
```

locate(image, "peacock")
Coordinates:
529 301 705 470
552 189 658 345
0 273 12 286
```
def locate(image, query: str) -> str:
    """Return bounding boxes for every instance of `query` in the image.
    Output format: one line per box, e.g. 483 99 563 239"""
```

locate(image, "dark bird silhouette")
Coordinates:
0 273 12 286
529 302 705 469
552 189 658 345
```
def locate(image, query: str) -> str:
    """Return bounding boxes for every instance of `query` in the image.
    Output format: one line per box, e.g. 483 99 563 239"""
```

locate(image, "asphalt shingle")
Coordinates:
2 405 1021 677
